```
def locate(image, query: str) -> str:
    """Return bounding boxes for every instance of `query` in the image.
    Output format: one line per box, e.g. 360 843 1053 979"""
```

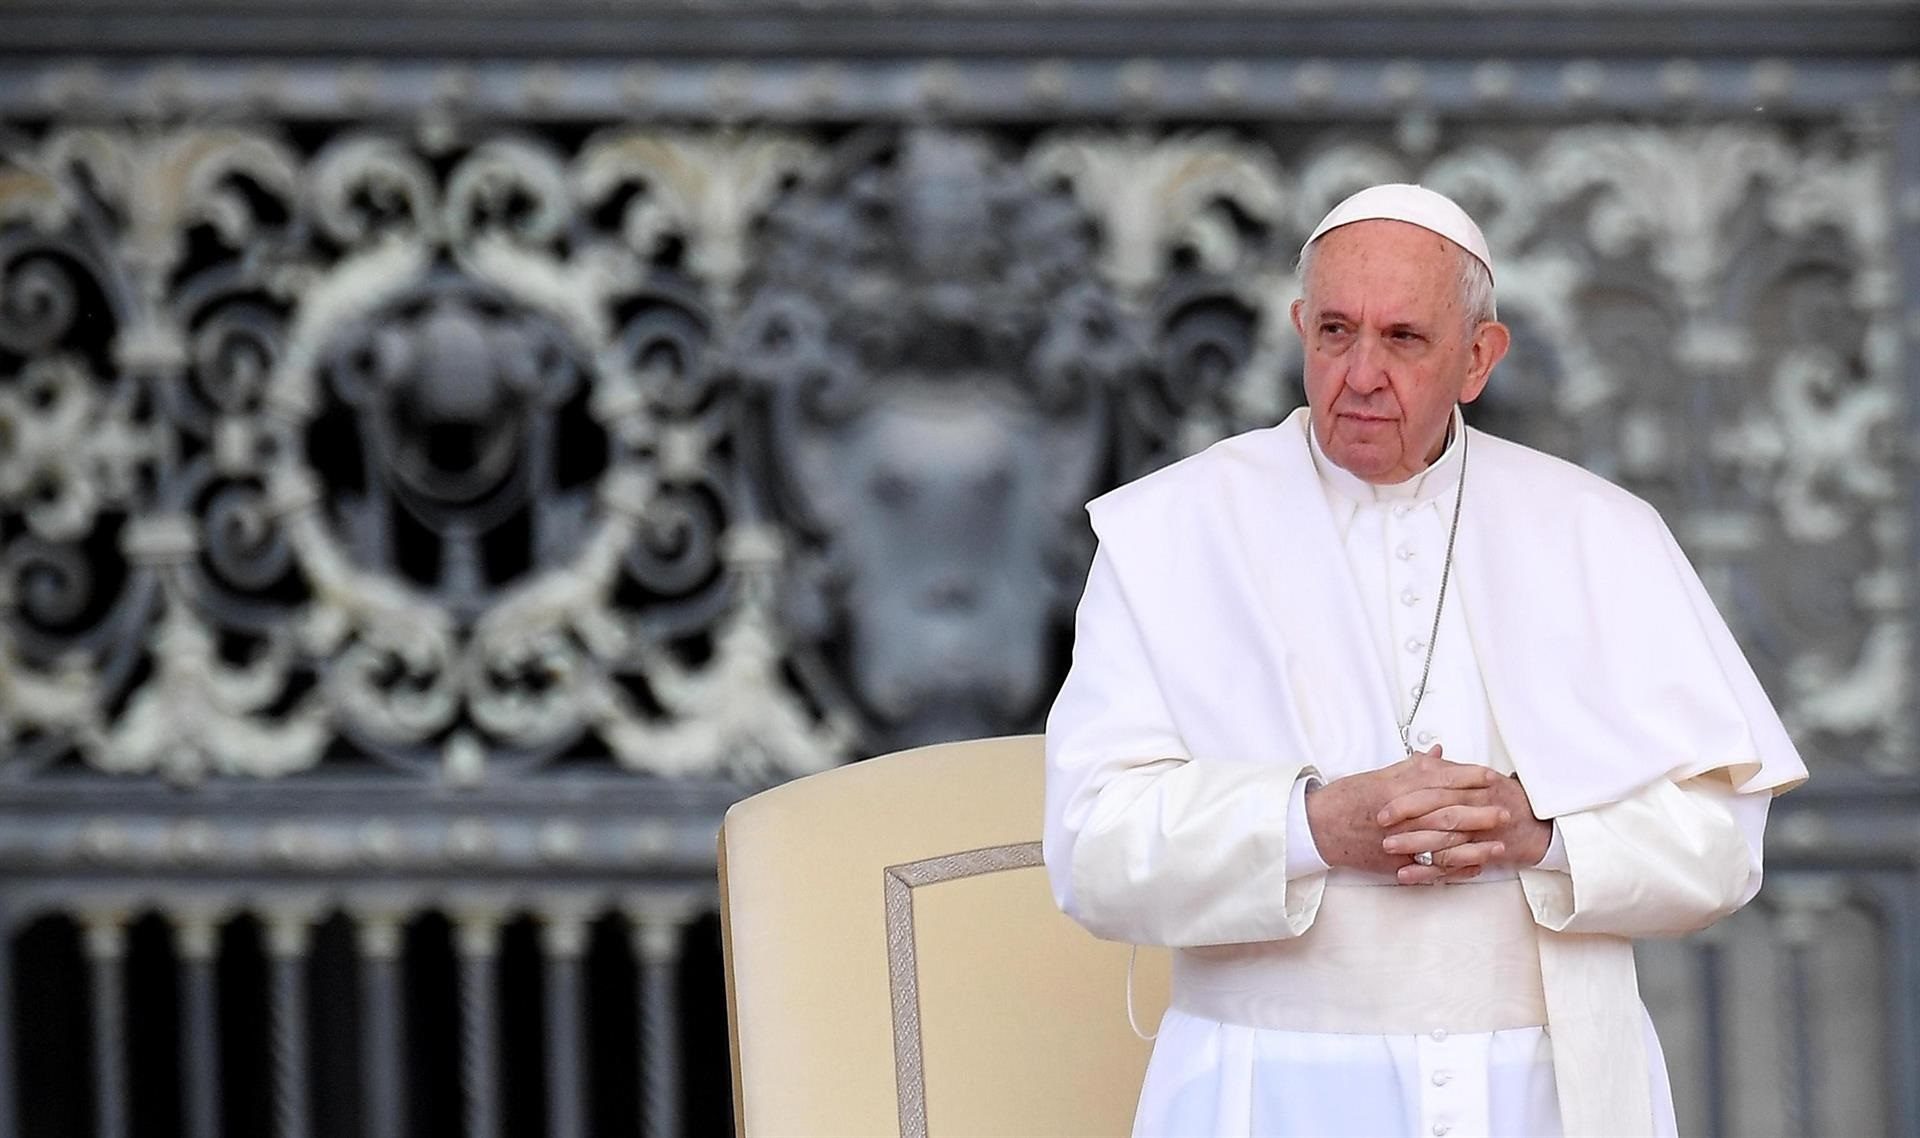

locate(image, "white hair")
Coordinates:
1297 236 1497 332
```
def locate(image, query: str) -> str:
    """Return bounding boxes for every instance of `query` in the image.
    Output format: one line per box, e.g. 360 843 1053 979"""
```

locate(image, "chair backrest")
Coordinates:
719 734 1170 1137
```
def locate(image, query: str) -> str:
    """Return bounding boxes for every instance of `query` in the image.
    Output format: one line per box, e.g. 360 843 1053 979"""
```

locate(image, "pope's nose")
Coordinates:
1343 334 1391 393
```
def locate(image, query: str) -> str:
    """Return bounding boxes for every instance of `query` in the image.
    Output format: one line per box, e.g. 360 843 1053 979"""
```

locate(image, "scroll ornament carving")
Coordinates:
0 119 1902 777
0 125 840 782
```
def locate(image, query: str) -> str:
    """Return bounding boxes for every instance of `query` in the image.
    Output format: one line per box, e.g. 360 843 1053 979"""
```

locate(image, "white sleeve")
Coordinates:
1533 822 1569 872
1287 775 1332 879
1518 772 1769 938
1043 547 1325 947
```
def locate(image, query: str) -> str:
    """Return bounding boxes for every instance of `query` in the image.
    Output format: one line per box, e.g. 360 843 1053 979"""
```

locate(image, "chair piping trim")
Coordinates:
883 840 1045 1138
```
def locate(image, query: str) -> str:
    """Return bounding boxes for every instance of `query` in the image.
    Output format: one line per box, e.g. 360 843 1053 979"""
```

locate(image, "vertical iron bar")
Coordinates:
83 912 130 1138
1772 881 1835 1137
631 898 696 1138
1787 937 1817 1135
1697 934 1728 1138
176 912 223 1138
355 913 406 1138
454 912 502 1138
541 913 588 1138
266 912 313 1138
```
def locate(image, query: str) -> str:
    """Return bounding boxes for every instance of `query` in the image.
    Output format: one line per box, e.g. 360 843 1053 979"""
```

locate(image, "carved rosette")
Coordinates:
0 125 845 783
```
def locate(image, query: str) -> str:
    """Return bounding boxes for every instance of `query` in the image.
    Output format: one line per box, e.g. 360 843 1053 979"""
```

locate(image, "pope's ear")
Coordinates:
1289 297 1307 339
1460 320 1511 404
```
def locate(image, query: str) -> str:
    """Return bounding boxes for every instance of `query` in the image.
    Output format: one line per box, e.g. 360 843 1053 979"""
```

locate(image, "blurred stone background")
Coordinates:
0 1 1916 1134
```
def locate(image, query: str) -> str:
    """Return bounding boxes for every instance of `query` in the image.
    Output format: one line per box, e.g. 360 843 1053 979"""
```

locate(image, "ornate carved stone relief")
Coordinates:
0 112 1904 780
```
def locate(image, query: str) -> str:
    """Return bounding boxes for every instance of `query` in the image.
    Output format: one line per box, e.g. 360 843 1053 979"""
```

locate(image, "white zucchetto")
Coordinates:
1304 183 1495 281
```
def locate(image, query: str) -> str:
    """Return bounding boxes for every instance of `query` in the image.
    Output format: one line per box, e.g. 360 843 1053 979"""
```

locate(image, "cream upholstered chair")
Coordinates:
719 734 1170 1136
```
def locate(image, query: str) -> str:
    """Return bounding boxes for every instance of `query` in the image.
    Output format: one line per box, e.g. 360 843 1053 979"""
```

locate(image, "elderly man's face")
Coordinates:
1290 219 1510 484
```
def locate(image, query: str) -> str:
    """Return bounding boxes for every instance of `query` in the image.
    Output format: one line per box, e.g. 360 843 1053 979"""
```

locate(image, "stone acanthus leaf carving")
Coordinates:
1027 130 1284 301
0 626 95 758
445 136 574 249
40 127 301 368
101 595 332 782
39 127 301 264
1787 620 1908 769
1766 146 1893 275
306 135 440 246
576 129 824 309
1715 344 1899 543
1753 144 1905 540
1539 125 1794 311
0 164 67 234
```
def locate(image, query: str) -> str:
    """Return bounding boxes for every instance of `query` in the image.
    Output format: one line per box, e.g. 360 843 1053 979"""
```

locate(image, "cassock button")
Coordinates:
1432 1124 1452 1137
1396 544 1415 561
1431 1071 1452 1087
1400 589 1420 606
1430 1028 1447 1042
1393 504 1411 518
1417 730 1436 745
1405 637 1425 654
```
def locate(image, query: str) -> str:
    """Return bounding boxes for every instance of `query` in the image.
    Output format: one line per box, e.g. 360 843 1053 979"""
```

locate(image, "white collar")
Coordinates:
1306 404 1466 506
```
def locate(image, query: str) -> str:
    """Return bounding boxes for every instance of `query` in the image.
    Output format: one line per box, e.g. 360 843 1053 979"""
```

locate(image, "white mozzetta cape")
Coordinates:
1044 407 1808 1137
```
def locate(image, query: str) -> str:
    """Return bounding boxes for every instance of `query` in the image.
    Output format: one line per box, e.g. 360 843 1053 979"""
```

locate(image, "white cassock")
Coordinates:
1043 405 1808 1138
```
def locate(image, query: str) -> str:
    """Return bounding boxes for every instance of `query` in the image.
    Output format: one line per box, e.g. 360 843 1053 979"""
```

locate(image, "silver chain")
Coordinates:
1398 429 1467 756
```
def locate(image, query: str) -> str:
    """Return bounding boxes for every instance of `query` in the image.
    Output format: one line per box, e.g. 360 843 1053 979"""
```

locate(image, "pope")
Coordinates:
1043 183 1808 1137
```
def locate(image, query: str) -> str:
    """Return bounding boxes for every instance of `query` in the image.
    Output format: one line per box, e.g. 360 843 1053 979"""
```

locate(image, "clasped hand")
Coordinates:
1303 746 1551 884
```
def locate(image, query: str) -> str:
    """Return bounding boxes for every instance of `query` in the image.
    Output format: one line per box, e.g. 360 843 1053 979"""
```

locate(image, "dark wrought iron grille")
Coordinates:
0 5 1917 1135
6 905 731 1138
